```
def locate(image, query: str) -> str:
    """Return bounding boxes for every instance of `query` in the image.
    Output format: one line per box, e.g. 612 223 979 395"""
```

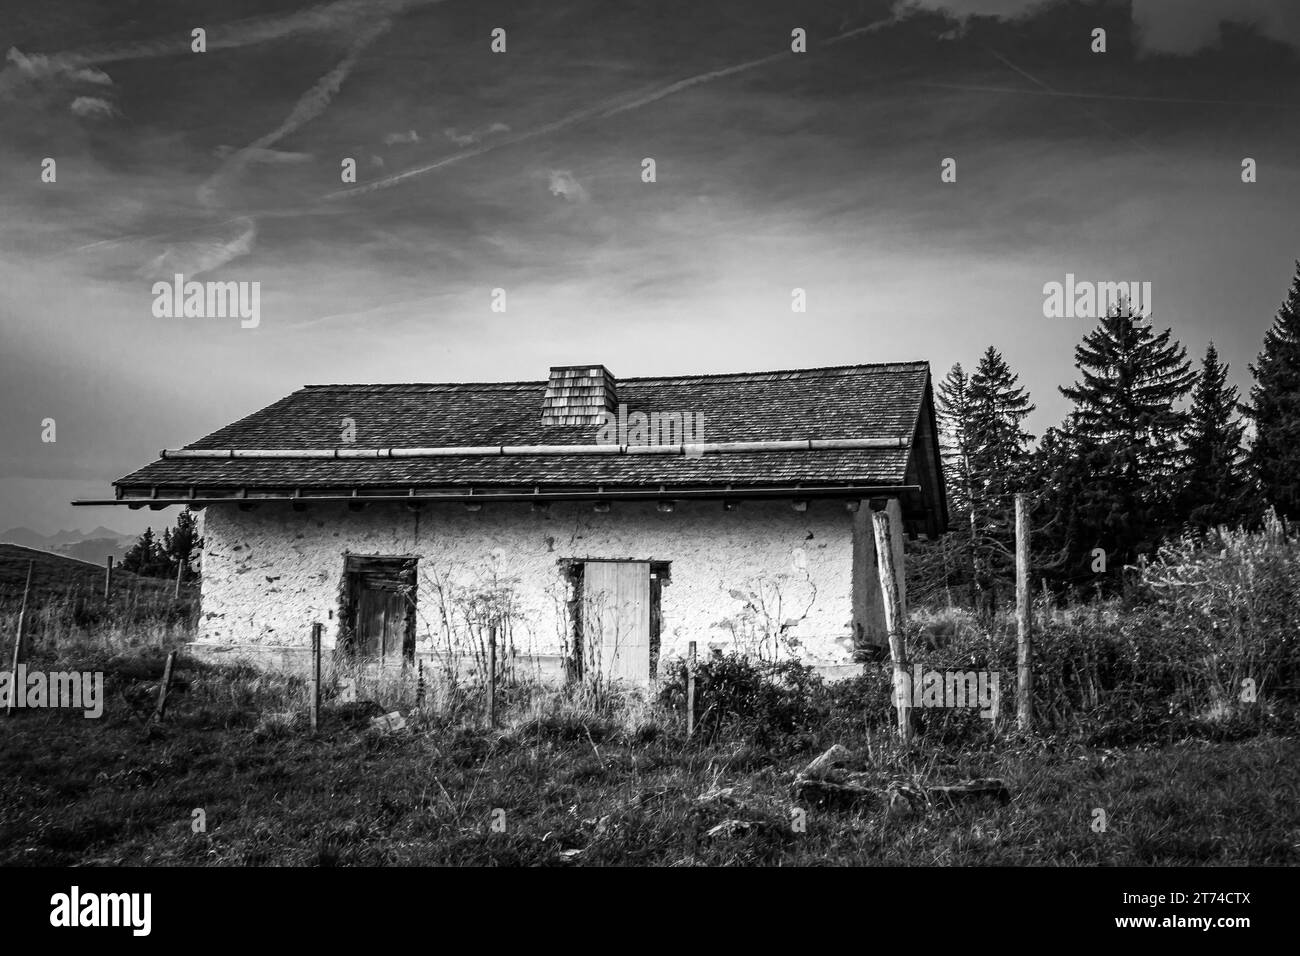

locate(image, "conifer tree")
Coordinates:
934 351 1036 611
122 527 162 577
935 362 975 536
168 510 201 582
1027 416 1093 584
935 363 979 605
963 348 1036 609
967 346 1036 515
1179 343 1249 530
1058 304 1195 573
1248 261 1300 520
120 513 202 580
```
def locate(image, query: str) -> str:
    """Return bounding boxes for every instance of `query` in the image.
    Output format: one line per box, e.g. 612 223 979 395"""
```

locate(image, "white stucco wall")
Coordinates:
193 499 865 676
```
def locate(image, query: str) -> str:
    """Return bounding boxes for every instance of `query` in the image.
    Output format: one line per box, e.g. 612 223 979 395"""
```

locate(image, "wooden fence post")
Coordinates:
174 559 184 600
152 651 177 723
870 508 911 744
487 624 497 727
1016 494 1033 733
310 622 322 733
686 641 697 737
7 561 34 718
103 555 114 601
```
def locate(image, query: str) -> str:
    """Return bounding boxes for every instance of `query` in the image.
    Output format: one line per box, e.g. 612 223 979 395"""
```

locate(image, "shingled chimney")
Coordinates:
542 365 618 425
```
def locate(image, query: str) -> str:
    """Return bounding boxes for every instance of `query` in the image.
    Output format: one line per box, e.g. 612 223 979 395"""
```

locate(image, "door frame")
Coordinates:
562 558 670 683
338 553 418 662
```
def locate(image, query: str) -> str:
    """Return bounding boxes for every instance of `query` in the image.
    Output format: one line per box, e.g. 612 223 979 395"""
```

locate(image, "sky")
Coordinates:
1 0 1299 535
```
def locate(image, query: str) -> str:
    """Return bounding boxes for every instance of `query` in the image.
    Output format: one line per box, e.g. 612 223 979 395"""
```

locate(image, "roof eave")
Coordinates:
77 482 925 508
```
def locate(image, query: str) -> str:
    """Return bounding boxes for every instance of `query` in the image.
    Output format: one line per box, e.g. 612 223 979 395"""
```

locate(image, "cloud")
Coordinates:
383 129 420 145
69 95 114 118
214 145 314 164
899 0 1300 54
139 216 258 278
0 0 441 98
893 0 1050 17
1132 0 1300 55
199 17 391 208
547 169 588 202
330 17 898 200
5 47 112 87
443 122 510 147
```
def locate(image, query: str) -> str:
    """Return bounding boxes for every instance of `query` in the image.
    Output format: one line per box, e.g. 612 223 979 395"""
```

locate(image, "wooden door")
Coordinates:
344 556 416 663
357 587 408 660
582 561 650 685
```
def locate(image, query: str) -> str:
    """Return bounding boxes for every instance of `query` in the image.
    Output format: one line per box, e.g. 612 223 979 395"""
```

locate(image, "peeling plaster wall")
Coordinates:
195 499 863 674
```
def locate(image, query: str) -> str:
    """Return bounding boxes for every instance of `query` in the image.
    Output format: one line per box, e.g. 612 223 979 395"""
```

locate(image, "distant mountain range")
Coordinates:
0 526 137 565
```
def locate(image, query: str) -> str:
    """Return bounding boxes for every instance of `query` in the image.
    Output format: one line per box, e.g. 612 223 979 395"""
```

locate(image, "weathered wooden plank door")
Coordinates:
357 587 408 660
582 561 650 685
345 556 416 663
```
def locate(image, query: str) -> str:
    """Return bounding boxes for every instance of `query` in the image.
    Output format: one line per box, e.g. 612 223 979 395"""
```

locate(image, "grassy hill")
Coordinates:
0 543 173 609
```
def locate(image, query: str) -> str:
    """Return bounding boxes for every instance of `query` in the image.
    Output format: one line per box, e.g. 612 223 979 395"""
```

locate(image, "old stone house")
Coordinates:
78 363 947 685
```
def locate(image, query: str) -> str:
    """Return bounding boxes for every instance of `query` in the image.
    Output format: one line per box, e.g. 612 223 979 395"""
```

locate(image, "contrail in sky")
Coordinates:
324 17 899 201
981 46 1155 155
3 0 395 70
0 0 439 97
199 16 394 209
66 20 388 276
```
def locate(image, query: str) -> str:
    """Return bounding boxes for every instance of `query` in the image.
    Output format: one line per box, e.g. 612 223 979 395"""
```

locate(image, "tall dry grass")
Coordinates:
0 584 197 660
5 515 1297 747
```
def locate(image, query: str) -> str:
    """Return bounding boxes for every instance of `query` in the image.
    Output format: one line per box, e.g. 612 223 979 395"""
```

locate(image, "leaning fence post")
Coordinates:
487 624 497 727
686 641 697 737
174 559 184 600
7 561 34 718
1016 494 1034 733
870 508 911 744
152 650 177 723
310 622 322 733
104 555 114 601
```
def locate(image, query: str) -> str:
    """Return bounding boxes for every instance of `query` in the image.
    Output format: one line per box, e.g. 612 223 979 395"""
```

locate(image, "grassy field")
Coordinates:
3 524 1298 867
1 639 1296 866
0 544 170 606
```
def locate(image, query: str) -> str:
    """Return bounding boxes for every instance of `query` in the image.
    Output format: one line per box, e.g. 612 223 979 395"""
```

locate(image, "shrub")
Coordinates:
1137 513 1300 720
901 515 1300 741
657 653 827 748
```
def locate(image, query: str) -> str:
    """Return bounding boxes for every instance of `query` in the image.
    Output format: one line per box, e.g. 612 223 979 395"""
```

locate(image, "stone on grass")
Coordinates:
926 778 1011 807
800 744 854 781
792 742 1012 817
705 819 753 839
369 711 407 733
696 787 739 807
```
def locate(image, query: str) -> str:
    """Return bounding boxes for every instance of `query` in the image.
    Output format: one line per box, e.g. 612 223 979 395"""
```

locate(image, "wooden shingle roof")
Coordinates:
101 362 948 534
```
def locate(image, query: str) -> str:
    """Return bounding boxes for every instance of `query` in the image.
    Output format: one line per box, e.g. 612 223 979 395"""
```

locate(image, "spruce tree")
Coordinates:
967 346 1036 511
1058 304 1194 573
934 351 1036 612
1027 416 1094 586
1248 261 1300 520
122 527 160 577
168 510 201 582
935 363 978 606
1179 343 1249 530
935 362 975 535
964 348 1036 610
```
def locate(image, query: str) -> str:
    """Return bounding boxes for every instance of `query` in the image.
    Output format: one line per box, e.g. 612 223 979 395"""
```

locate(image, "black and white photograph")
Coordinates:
0 0 1296 931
